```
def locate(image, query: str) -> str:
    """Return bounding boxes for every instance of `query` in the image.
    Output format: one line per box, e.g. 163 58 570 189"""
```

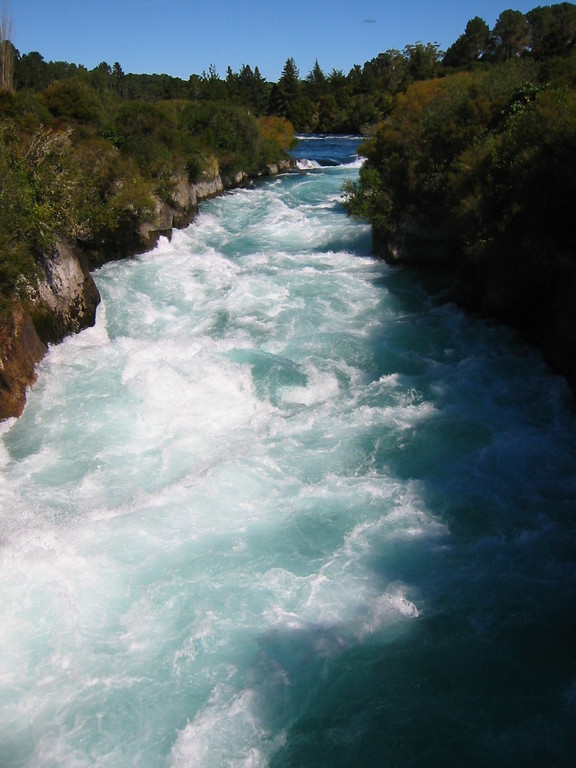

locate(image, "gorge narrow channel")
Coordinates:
1 136 575 767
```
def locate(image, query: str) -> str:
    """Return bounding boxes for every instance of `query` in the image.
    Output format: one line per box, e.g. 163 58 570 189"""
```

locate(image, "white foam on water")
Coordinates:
251 479 443 651
295 158 322 170
1 140 576 765
279 366 340 406
294 134 363 141
170 686 281 768
341 156 365 168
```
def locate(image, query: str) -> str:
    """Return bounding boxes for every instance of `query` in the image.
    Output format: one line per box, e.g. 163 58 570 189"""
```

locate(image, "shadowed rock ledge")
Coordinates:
371 223 576 399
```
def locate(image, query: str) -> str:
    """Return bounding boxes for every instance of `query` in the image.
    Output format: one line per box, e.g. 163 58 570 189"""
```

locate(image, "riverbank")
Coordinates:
371 225 576 401
0 159 296 420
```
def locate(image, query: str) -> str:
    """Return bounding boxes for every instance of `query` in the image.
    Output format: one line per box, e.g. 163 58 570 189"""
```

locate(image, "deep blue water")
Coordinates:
290 134 363 167
0 137 575 767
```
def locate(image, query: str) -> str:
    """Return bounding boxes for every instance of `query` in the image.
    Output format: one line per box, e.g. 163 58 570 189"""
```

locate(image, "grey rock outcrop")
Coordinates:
0 242 100 419
31 241 101 342
0 164 297 420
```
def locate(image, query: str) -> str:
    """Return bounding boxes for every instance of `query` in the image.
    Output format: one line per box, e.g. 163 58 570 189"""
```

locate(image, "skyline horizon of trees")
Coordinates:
1 3 575 134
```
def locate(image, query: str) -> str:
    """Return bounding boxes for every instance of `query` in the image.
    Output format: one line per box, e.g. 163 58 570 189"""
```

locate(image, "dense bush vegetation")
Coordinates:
344 4 576 262
343 50 576 275
6 4 574 135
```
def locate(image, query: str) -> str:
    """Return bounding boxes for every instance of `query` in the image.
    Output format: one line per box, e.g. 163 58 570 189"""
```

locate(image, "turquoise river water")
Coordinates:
0 136 575 766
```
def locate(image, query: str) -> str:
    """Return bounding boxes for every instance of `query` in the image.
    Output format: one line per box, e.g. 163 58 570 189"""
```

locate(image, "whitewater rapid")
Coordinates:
1 137 575 766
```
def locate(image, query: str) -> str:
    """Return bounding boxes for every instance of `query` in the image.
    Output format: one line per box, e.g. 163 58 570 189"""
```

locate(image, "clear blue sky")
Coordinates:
10 0 560 82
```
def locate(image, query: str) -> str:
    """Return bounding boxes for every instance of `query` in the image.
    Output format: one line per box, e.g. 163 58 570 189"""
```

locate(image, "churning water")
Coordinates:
1 137 575 767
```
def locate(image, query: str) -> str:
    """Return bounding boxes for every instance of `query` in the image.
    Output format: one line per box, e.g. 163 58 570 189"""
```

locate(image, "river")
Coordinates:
0 135 575 766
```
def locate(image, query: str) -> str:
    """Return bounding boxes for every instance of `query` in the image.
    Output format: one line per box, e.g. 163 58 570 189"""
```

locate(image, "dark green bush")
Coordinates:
42 78 103 126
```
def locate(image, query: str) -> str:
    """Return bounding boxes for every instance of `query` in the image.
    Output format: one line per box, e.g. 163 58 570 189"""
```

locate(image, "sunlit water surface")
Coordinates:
1 137 575 767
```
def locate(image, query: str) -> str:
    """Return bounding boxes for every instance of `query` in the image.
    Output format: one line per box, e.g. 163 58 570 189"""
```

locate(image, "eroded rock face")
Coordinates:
190 175 225 205
91 175 227 260
32 241 101 343
0 307 47 420
0 241 101 419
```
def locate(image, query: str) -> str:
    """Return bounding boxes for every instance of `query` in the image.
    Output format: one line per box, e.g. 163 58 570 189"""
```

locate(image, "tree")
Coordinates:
269 58 300 121
90 61 113 94
250 66 268 113
43 78 103 125
200 63 226 101
112 61 124 95
444 16 491 68
225 65 239 102
490 10 530 61
305 59 327 100
0 2 14 92
404 42 443 80
362 49 409 93
258 115 295 153
15 51 49 90
527 3 576 59
225 64 270 114
278 57 300 100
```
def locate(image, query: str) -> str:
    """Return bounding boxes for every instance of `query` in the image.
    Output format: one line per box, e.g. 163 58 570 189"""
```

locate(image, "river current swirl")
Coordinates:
0 136 575 766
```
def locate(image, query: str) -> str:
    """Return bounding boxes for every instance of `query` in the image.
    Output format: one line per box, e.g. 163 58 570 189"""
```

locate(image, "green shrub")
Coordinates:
42 78 103 126
115 100 178 178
